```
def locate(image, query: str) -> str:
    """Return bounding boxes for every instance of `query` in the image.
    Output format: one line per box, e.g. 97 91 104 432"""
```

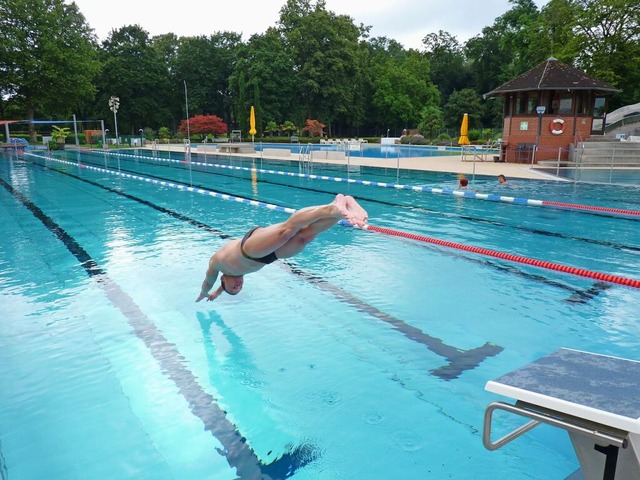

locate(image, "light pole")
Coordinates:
139 128 143 147
104 129 109 148
533 105 546 165
387 128 390 137
108 96 120 146
184 81 190 145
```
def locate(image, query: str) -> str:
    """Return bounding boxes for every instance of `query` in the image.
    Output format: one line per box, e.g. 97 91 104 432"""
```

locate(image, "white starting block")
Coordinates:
483 348 640 480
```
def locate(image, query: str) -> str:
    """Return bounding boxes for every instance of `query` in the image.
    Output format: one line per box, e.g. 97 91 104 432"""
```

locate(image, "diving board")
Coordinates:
483 348 640 480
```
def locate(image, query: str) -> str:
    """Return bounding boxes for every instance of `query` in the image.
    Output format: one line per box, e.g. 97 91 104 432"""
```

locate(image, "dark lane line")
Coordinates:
72 153 620 302
25 156 504 379
0 174 315 480
82 151 640 253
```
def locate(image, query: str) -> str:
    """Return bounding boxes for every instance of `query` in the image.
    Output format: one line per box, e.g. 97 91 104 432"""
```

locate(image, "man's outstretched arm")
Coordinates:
196 261 220 302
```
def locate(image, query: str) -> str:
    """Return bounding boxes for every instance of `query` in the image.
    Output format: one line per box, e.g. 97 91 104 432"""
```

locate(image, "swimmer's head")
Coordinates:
220 275 244 295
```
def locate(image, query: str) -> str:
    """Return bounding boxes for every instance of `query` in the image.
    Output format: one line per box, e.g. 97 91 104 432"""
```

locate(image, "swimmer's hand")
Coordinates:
196 289 222 302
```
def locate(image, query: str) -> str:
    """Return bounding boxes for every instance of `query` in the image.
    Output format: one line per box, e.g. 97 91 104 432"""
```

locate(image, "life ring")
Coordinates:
549 118 565 135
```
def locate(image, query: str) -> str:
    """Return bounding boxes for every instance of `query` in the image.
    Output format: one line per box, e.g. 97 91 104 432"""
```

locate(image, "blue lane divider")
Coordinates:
93 149 640 217
27 152 299 214
92 150 546 206
25 152 505 380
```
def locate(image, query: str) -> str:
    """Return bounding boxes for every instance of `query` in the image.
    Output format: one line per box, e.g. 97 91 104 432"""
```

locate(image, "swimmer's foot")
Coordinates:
344 195 368 227
332 194 367 227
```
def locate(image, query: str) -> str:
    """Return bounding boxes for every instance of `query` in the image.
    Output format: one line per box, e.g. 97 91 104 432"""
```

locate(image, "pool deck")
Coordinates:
152 144 561 181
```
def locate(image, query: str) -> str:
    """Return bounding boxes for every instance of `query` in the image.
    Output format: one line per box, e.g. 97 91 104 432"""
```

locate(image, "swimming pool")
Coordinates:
251 141 470 159
1 148 639 479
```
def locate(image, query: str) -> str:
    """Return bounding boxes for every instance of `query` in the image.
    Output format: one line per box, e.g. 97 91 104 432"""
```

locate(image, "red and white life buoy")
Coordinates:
549 118 565 135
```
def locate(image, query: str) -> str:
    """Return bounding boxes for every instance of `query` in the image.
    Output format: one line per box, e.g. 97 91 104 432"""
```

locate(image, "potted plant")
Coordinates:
51 125 71 150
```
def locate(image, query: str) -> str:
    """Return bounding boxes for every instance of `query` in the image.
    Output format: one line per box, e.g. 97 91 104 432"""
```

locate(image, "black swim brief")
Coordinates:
240 227 278 265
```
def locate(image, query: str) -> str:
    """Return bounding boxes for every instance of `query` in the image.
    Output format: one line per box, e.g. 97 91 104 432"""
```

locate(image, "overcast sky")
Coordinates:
69 0 550 50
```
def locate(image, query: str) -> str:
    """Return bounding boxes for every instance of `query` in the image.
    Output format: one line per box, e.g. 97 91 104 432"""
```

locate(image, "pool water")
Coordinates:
1 148 639 479
254 141 468 158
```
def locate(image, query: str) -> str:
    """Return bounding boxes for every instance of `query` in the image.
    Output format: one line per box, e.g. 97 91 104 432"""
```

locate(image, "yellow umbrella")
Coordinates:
249 105 257 141
458 113 470 146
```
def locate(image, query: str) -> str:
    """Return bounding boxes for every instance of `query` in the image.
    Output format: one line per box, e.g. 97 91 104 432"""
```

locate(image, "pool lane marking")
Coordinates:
358 223 640 290
29 153 640 290
82 150 640 254
96 150 640 218
54 155 618 302
29 152 640 291
0 176 316 479
24 154 504 380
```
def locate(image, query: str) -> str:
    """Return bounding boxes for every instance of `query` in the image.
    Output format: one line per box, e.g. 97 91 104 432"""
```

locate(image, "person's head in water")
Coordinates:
459 178 469 188
220 275 244 295
498 174 507 184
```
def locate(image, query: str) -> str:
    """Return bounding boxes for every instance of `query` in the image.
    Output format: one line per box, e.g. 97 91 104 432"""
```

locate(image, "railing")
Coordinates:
605 113 640 133
484 401 628 451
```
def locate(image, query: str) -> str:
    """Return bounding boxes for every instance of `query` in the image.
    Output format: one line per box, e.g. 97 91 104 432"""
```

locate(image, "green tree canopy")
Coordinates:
96 25 171 134
0 0 99 138
278 0 368 135
443 88 483 130
422 31 471 103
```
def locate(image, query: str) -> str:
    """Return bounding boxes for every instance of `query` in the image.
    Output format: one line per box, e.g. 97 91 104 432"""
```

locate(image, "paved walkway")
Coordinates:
154 144 561 181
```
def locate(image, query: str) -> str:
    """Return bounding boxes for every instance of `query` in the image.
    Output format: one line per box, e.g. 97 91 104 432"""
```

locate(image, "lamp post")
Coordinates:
184 80 192 184
533 105 546 165
139 128 143 147
108 96 120 146
104 129 109 148
387 128 390 137
184 81 190 145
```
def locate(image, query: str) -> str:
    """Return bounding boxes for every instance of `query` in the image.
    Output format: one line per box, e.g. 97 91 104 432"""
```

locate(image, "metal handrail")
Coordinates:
483 401 628 452
605 113 640 133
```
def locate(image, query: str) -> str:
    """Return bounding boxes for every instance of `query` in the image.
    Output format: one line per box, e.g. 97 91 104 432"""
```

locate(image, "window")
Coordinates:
593 97 606 117
558 92 573 115
576 93 590 115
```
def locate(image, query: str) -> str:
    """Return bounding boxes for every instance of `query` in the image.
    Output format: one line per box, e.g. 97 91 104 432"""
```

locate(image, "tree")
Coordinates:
278 0 368 135
96 25 172 135
172 32 242 128
443 89 483 130
302 119 325 137
281 120 297 135
179 114 227 136
264 120 279 137
571 0 640 108
370 50 441 131
0 0 99 140
422 31 471 102
229 28 298 135
418 105 445 140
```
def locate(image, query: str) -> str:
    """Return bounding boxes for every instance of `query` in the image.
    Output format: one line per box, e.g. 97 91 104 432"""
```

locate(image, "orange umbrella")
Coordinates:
458 113 470 146
249 106 257 141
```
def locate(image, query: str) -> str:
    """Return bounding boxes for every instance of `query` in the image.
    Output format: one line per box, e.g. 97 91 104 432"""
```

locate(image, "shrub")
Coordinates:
468 129 481 142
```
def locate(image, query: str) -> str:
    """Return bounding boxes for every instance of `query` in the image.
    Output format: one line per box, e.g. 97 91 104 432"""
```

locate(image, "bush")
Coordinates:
400 135 428 145
468 129 481 142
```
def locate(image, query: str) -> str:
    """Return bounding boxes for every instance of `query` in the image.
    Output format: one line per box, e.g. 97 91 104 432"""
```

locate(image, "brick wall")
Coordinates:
502 115 593 162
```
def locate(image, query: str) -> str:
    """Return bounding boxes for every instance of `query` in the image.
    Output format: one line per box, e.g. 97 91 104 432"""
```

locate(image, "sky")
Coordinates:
68 0 550 50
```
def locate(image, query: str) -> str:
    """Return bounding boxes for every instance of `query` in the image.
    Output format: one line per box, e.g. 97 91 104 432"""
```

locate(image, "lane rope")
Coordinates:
28 152 640 289
358 223 640 289
93 149 640 218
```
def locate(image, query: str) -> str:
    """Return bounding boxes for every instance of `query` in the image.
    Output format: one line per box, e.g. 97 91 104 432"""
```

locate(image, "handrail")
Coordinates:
605 113 640 133
483 401 628 452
